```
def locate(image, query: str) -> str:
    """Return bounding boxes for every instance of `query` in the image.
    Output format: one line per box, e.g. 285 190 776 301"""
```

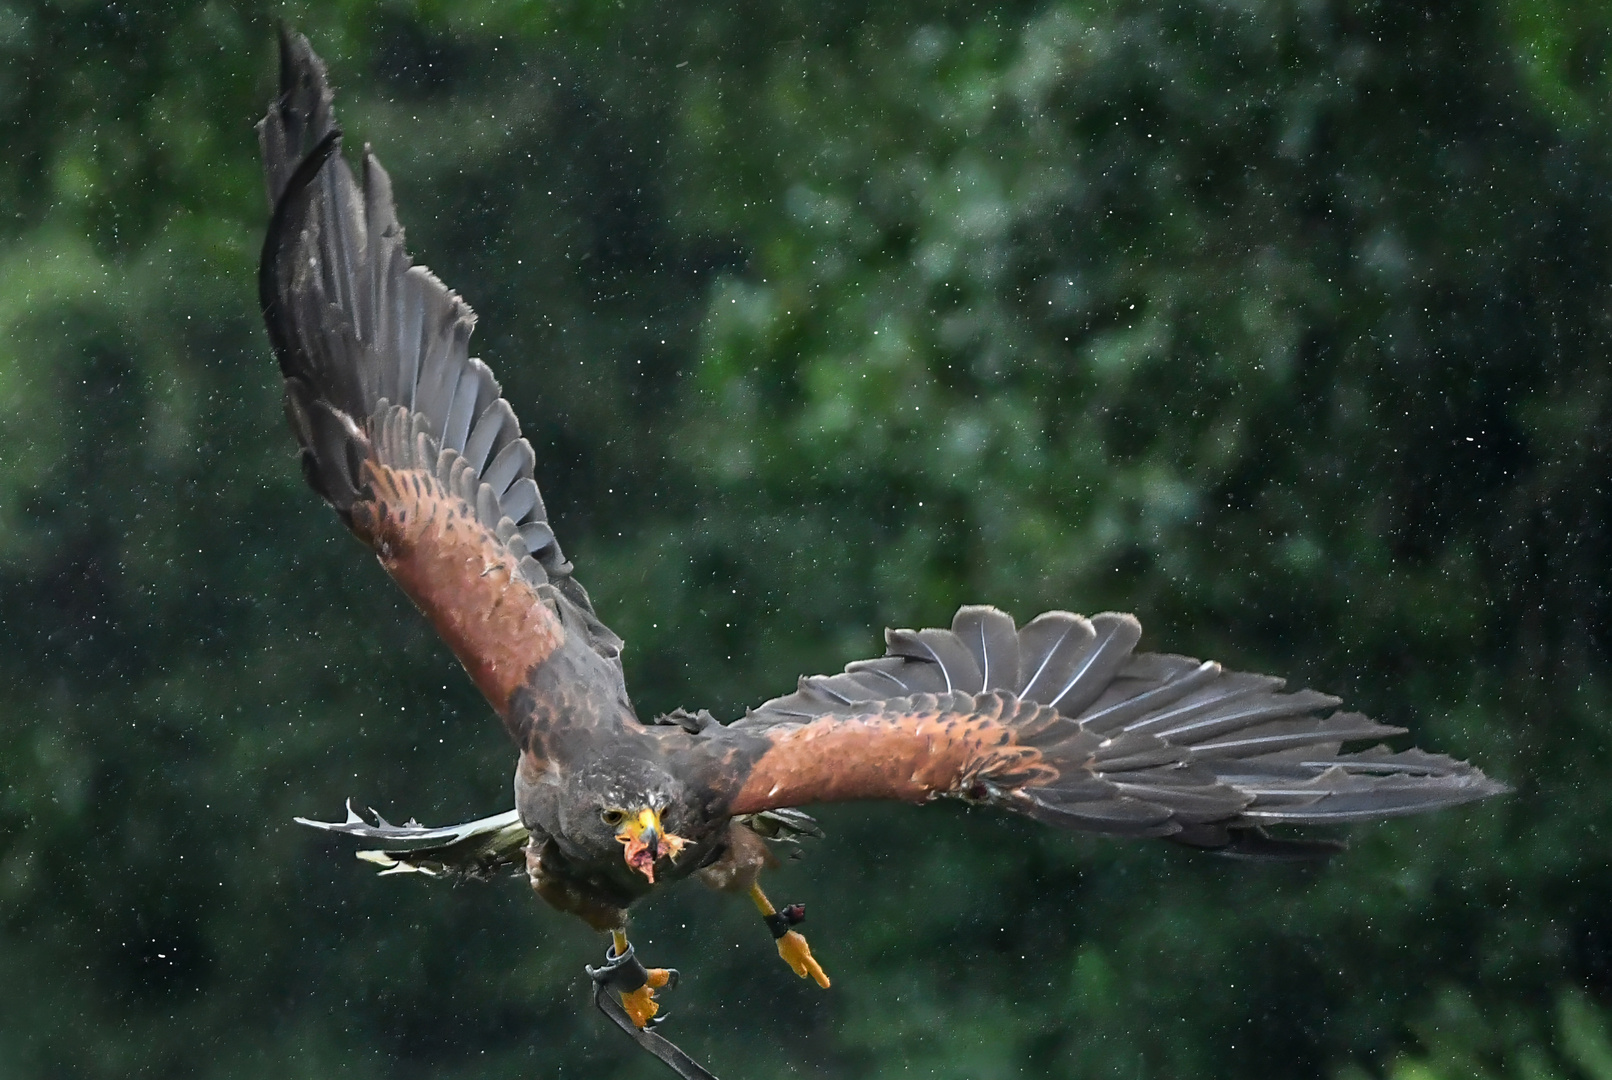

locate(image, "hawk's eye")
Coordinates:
600 809 626 827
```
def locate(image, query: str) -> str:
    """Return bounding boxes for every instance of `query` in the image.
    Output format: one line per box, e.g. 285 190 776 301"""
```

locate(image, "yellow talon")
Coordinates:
777 929 831 988
747 882 831 988
619 982 661 1028
605 930 676 1028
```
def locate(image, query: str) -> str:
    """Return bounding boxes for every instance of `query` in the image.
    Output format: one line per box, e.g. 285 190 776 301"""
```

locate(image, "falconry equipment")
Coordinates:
258 30 1506 1079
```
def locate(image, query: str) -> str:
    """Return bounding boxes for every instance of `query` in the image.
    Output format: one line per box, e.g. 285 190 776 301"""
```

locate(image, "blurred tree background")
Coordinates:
0 0 1607 1076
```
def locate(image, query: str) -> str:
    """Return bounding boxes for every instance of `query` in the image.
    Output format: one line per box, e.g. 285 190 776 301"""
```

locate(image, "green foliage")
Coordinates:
1504 0 1612 128
1343 986 1612 1080
1 0 1609 1077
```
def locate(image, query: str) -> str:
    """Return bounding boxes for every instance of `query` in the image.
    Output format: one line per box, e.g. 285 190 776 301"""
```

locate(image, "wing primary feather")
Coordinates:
396 270 424 410
801 677 858 706
845 658 913 692
484 437 536 496
1018 612 1096 703
1133 691 1345 746
499 477 539 523
953 605 1020 692
259 131 343 376
519 520 557 559
316 145 353 333
1078 660 1222 734
884 629 953 692
1047 613 1141 714
463 398 513 476
441 365 481 453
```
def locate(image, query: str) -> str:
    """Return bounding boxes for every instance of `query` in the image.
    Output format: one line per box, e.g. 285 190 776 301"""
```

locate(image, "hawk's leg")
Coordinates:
748 883 830 988
587 931 678 1029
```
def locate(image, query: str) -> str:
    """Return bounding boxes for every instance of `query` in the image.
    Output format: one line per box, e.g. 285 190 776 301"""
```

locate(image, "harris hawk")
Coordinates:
259 29 1506 1078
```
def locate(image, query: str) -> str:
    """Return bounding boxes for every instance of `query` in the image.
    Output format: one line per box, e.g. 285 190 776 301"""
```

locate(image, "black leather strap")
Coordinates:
586 941 650 993
763 902 807 939
586 944 718 1080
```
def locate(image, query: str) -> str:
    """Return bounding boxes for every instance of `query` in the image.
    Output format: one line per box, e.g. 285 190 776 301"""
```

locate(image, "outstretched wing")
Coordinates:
296 802 531 879
257 30 631 746
718 606 1505 852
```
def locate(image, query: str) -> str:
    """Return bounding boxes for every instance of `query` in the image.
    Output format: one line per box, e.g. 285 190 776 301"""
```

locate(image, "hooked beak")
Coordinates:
615 807 687 883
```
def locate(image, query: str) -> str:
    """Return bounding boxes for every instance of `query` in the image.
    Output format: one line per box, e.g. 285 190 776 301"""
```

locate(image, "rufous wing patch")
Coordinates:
726 693 1060 815
351 460 565 718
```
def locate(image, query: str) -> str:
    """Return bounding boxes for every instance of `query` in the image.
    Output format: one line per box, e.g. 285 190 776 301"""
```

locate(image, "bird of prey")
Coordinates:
259 28 1505 1076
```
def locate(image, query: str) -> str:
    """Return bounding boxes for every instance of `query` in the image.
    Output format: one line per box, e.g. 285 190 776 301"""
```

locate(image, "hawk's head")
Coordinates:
556 756 694 885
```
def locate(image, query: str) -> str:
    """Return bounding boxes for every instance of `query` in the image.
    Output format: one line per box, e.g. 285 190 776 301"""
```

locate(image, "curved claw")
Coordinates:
621 966 678 1028
585 942 679 1029
619 983 662 1029
777 929 831 989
